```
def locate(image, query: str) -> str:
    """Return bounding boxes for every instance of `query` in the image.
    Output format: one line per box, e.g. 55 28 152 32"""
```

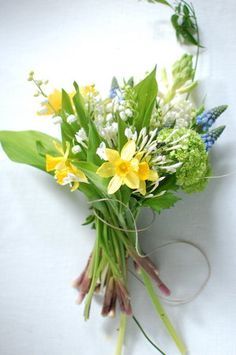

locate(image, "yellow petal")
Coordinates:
121 140 136 161
148 170 158 181
105 149 120 162
71 181 80 192
130 158 139 172
47 89 62 114
135 151 145 161
108 175 123 194
55 168 69 185
139 180 146 196
74 168 88 183
46 155 64 172
123 171 139 189
96 162 115 177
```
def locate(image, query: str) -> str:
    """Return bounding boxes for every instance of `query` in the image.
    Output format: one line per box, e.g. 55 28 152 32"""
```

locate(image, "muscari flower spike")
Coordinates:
196 105 227 131
201 125 226 151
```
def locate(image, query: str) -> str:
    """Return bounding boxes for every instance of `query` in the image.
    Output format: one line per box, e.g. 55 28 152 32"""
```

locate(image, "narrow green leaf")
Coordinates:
133 67 158 131
87 121 102 165
62 89 74 114
118 119 128 152
0 130 60 171
73 87 89 134
74 161 108 195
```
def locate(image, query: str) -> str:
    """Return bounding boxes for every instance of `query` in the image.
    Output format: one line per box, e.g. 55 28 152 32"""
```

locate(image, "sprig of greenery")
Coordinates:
145 0 202 48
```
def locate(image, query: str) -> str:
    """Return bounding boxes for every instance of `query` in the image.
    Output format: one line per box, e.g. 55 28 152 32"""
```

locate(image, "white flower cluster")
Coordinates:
162 99 195 128
91 86 135 146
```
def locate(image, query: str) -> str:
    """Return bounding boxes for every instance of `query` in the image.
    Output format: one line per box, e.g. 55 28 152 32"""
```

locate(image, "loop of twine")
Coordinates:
88 197 211 305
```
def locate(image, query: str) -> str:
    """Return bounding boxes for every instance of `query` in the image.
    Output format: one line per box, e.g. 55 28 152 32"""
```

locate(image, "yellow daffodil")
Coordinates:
96 140 140 194
80 84 98 97
38 89 62 115
38 89 74 116
134 151 159 195
46 141 87 191
137 161 159 195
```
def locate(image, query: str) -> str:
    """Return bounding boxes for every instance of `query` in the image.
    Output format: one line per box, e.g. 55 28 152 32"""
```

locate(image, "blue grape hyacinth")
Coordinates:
196 105 227 131
201 126 226 151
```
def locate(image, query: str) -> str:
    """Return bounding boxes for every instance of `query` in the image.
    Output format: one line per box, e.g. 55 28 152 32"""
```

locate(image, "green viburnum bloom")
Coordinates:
158 128 210 193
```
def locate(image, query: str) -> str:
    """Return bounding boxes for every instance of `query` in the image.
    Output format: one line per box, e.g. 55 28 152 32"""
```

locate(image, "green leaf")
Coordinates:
157 175 178 193
118 118 128 152
0 130 60 171
111 76 119 90
147 0 171 7
143 192 181 213
62 89 74 115
73 86 89 134
133 67 158 131
87 121 102 165
74 161 108 195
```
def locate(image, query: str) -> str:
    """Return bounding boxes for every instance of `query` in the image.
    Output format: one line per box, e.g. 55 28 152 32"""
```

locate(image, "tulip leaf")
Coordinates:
133 67 158 131
0 130 60 171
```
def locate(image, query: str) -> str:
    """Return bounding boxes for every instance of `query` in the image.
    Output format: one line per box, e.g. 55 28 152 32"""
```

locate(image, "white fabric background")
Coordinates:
0 0 236 354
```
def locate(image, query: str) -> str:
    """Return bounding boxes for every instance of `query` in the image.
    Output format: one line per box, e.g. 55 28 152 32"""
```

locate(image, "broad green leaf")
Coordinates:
0 130 60 171
156 175 178 194
133 67 158 131
143 192 181 213
73 86 89 134
87 121 102 165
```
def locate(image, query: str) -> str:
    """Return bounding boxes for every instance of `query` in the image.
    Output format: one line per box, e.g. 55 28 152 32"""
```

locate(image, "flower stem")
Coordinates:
115 313 127 355
141 270 187 355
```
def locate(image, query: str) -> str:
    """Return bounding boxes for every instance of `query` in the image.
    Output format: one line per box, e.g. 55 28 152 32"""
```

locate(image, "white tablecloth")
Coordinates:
0 0 236 354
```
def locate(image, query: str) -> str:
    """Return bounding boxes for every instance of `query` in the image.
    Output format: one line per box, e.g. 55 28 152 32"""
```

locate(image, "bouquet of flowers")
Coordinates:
0 1 228 354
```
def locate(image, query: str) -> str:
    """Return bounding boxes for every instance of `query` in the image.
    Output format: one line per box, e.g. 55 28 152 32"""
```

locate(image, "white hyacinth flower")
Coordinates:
119 111 127 121
67 114 77 124
106 113 113 122
125 108 133 117
72 145 81 154
76 128 87 144
52 116 63 124
96 142 107 160
124 127 137 141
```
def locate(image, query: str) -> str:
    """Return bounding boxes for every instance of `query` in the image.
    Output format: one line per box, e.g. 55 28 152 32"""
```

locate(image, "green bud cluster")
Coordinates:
164 54 196 103
158 128 210 193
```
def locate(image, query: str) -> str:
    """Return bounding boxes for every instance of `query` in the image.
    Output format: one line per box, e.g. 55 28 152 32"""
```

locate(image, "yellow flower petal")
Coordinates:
46 155 64 172
130 158 139 172
123 171 139 189
138 162 150 181
96 162 115 177
55 168 69 185
139 180 146 196
105 149 120 162
71 181 80 192
108 175 123 194
121 140 136 161
148 170 158 181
